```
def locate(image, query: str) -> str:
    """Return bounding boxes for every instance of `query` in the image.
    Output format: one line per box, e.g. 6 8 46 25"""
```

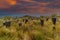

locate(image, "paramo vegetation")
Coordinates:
0 14 60 40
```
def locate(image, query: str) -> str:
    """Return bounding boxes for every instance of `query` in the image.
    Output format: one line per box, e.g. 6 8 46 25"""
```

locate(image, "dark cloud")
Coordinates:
33 0 54 2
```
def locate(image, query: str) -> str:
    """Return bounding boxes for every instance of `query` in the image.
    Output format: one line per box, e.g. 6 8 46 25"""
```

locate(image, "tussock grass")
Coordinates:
0 16 60 40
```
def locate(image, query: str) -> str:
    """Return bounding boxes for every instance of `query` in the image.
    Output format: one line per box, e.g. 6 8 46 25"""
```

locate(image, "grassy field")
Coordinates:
0 15 60 40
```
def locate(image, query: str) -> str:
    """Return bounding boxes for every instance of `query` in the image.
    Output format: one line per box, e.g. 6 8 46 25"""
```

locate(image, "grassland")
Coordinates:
0 15 60 40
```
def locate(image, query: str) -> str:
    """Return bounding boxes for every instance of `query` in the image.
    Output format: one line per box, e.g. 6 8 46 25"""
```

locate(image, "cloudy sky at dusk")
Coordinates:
0 0 60 16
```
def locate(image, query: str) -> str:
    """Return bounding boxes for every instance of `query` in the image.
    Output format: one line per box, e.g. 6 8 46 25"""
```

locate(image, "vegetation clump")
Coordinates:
0 14 60 40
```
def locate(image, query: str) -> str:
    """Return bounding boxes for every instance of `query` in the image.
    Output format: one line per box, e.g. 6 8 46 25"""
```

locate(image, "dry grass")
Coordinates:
0 16 60 40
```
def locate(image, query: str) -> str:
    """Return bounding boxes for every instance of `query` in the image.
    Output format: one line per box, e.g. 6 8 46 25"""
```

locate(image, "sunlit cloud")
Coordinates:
6 0 16 5
0 0 16 8
0 0 60 14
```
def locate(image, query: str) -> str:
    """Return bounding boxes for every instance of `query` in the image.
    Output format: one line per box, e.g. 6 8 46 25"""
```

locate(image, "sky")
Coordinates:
0 0 60 16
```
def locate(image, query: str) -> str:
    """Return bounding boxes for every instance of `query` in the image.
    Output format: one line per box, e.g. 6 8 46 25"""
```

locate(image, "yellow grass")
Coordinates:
0 15 60 40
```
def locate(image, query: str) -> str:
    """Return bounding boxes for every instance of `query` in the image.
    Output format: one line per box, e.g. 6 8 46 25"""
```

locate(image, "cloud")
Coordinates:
0 0 60 14
0 0 7 8
6 0 16 5
0 0 16 8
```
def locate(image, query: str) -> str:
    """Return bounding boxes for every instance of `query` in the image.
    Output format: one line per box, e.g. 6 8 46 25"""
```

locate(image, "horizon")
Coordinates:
0 13 59 18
